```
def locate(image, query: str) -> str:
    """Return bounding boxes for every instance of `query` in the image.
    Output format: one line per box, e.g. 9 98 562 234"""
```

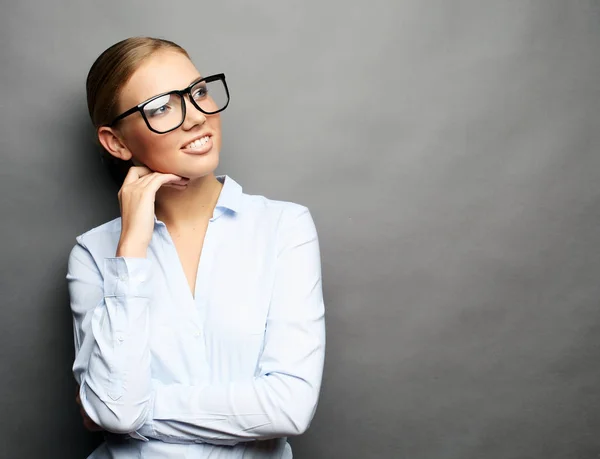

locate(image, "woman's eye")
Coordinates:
144 94 172 117
148 105 169 117
193 87 208 99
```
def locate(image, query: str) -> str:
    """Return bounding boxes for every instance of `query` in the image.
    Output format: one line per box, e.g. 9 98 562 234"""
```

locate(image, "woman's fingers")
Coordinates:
136 171 187 187
145 173 189 192
122 166 153 186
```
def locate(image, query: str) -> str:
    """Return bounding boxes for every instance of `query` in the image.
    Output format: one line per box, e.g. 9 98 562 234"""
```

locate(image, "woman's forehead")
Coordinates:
120 51 201 108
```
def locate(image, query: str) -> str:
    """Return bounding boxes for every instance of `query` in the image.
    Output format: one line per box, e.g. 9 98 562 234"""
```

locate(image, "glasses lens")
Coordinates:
143 93 184 133
190 78 228 114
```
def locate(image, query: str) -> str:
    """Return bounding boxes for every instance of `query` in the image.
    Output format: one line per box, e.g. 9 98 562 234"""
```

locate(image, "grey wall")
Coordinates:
1 1 599 458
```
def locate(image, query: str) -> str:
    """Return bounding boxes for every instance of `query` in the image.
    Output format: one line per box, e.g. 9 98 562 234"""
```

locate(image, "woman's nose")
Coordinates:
182 96 207 129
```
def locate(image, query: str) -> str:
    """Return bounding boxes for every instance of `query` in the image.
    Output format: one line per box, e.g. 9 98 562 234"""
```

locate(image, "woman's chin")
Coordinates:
180 165 219 181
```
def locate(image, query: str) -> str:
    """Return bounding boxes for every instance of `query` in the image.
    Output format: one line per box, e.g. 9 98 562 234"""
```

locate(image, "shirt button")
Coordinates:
194 331 202 338
119 274 128 282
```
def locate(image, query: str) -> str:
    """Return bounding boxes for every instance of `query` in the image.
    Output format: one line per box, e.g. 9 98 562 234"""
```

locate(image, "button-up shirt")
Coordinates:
67 175 325 458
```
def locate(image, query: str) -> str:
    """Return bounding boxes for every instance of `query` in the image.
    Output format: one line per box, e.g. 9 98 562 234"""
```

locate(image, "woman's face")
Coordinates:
104 50 222 180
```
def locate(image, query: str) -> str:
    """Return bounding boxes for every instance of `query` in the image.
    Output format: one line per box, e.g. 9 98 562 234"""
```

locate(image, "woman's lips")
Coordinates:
181 136 213 155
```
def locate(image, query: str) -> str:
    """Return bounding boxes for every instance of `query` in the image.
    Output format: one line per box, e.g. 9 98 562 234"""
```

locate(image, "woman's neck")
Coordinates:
154 173 223 228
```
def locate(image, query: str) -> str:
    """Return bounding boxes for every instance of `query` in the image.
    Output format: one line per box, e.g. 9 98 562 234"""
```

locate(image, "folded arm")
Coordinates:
137 206 326 445
68 241 154 434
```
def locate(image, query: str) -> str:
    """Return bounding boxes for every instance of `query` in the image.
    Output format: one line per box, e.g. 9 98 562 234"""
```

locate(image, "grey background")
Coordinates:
1 1 599 458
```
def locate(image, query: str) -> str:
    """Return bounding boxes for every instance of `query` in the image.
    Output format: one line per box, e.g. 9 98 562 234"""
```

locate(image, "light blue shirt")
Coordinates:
67 176 325 458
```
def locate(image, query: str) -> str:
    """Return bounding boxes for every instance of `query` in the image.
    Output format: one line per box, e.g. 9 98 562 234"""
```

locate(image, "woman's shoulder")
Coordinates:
76 216 122 239
241 190 310 219
219 175 312 221
71 217 122 252
240 192 316 238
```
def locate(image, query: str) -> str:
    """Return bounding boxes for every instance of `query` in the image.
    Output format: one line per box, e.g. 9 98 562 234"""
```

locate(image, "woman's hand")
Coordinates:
116 166 188 258
75 385 103 432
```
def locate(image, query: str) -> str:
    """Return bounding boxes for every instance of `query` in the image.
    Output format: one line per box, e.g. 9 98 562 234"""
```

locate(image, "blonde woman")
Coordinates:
68 37 325 458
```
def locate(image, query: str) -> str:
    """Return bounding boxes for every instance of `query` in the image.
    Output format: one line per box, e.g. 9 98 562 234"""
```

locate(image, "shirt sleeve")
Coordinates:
68 237 154 435
136 206 326 445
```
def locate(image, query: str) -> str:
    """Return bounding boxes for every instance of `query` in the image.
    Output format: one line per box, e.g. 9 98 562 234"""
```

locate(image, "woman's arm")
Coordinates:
69 166 185 435
136 205 326 445
68 240 154 434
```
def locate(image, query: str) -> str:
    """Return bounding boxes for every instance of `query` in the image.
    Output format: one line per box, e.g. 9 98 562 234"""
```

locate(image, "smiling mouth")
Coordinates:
183 135 211 150
181 135 213 154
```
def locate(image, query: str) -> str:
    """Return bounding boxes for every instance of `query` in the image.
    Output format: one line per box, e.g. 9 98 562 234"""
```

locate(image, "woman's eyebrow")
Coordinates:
188 75 203 85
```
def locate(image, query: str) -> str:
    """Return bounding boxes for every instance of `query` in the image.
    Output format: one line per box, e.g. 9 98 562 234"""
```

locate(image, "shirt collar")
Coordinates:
215 175 242 214
153 175 242 225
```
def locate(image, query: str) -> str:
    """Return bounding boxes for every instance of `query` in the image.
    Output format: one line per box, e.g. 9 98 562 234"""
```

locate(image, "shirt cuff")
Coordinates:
103 257 153 298
129 430 150 442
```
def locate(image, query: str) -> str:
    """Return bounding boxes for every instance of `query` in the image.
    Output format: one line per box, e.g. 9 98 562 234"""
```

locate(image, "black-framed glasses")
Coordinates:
107 73 230 134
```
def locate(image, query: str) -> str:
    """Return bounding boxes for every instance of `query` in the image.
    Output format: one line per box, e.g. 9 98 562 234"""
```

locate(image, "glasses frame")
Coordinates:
106 73 230 134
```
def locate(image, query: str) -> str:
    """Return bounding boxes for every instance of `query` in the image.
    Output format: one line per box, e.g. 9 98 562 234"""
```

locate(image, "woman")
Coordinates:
68 37 325 458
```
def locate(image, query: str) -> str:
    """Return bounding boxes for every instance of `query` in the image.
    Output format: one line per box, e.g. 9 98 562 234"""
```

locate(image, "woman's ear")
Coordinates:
97 126 133 161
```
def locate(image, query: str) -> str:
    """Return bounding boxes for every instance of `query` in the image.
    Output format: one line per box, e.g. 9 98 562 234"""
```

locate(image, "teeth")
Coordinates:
185 136 210 149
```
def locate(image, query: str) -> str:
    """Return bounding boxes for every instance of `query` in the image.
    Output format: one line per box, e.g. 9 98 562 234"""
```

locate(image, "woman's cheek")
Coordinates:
138 138 176 169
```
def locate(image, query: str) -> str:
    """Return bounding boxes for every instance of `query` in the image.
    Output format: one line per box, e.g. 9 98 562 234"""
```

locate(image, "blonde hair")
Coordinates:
86 37 190 128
